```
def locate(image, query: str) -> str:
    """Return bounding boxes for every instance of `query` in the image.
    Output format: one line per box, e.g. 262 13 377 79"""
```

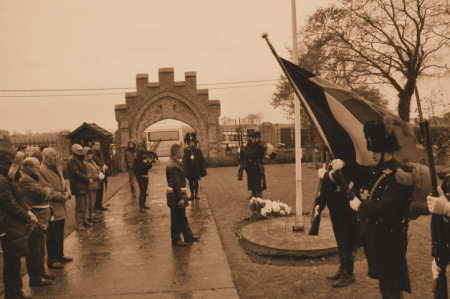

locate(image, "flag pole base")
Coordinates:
292 225 305 232
292 215 304 232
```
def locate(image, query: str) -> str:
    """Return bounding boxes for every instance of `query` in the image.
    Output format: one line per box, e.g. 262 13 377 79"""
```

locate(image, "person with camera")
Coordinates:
134 145 153 212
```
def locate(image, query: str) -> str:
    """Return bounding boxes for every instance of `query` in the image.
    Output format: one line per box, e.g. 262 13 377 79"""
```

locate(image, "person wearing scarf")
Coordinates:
19 157 55 287
40 148 72 270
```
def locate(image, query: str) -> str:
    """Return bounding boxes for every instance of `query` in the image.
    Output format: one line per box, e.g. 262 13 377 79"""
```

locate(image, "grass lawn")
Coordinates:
202 162 435 299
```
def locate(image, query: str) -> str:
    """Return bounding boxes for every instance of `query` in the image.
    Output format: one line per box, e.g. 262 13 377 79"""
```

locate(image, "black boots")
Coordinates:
332 272 355 288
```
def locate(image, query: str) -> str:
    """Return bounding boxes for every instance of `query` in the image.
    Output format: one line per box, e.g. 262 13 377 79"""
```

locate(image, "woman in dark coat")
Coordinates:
0 148 36 299
166 143 199 246
182 133 206 201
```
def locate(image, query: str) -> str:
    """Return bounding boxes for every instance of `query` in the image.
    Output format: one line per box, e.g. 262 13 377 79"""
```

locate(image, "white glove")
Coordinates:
28 211 38 223
427 187 450 216
432 258 441 280
98 172 105 181
318 168 327 179
330 159 345 171
349 197 361 211
313 205 320 217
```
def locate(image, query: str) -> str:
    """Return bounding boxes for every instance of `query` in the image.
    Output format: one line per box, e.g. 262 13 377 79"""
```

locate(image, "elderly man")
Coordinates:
19 157 54 287
40 148 73 269
66 144 90 231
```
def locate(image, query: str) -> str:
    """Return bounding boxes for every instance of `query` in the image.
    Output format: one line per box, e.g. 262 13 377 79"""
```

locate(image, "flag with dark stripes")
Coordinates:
280 58 426 168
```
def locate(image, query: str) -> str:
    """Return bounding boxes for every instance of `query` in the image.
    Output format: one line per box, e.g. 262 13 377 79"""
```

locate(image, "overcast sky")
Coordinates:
1 1 448 134
0 0 338 133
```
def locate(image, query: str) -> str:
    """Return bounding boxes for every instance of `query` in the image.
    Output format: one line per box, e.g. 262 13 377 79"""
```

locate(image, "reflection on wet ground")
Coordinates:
26 159 239 298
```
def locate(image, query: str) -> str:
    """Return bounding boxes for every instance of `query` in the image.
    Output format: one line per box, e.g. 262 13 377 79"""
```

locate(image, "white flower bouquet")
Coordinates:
249 197 291 218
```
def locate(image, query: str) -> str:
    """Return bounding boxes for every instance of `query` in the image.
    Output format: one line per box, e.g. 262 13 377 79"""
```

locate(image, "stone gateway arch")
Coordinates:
115 68 221 168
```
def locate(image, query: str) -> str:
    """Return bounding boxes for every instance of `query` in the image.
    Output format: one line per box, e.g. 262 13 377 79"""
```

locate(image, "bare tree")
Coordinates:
312 0 450 121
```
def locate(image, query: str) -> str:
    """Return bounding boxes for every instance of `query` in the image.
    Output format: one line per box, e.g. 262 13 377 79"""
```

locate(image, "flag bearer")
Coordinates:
342 120 413 299
316 160 360 288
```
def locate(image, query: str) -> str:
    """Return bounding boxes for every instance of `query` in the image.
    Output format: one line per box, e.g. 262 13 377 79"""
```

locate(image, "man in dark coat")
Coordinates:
0 148 36 299
124 141 137 198
166 143 199 246
182 132 206 201
66 144 90 231
92 141 107 211
244 131 266 198
315 161 360 288
345 120 413 298
134 146 153 212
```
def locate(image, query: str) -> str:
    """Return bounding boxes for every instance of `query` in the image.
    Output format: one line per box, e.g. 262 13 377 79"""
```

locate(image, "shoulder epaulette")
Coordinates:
395 168 413 186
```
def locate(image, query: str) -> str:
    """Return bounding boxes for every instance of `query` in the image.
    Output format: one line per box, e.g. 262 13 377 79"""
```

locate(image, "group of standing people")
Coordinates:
66 142 108 232
313 119 450 299
164 132 206 246
0 145 75 299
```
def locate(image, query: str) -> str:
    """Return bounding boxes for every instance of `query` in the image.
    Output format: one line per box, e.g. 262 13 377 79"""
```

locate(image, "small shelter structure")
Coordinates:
67 122 113 164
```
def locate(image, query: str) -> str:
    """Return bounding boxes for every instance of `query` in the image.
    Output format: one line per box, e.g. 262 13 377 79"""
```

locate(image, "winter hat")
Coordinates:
363 120 399 153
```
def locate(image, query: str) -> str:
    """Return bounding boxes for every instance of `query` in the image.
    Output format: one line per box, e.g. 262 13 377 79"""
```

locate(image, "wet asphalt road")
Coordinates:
25 158 239 298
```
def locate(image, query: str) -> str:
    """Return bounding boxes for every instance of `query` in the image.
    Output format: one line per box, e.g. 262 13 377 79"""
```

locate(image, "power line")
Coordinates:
0 83 276 98
0 78 279 93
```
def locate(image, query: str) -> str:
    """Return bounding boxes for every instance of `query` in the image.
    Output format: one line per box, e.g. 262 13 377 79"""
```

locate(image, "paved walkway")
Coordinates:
25 159 239 298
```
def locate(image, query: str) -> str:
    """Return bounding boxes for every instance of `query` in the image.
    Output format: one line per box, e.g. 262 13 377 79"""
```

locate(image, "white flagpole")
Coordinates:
291 0 304 231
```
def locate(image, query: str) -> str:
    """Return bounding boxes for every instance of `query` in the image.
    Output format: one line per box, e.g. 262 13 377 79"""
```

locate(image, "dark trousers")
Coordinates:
47 219 65 264
187 177 199 199
1 239 23 299
26 226 46 281
170 207 193 242
330 209 359 276
137 176 148 208
94 183 104 210
380 281 404 299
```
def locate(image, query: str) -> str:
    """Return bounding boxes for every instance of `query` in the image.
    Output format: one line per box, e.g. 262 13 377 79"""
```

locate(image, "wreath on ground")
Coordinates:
249 197 292 219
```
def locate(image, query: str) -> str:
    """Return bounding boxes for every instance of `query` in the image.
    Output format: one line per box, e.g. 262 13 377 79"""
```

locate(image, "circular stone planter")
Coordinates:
238 215 338 257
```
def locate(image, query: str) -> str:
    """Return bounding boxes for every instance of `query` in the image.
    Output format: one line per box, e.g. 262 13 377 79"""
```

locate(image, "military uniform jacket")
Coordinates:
244 141 266 192
182 146 206 180
358 160 413 292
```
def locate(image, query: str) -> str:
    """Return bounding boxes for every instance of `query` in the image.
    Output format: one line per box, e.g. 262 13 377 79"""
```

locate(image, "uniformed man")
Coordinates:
426 166 450 298
182 132 206 201
244 131 266 198
316 160 360 288
345 120 414 298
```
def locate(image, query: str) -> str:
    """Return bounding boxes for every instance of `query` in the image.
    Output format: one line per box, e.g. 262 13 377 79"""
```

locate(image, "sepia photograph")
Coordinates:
0 1 449 298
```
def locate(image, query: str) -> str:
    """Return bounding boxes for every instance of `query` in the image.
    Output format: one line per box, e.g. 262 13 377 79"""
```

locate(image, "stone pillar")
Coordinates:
159 68 175 91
